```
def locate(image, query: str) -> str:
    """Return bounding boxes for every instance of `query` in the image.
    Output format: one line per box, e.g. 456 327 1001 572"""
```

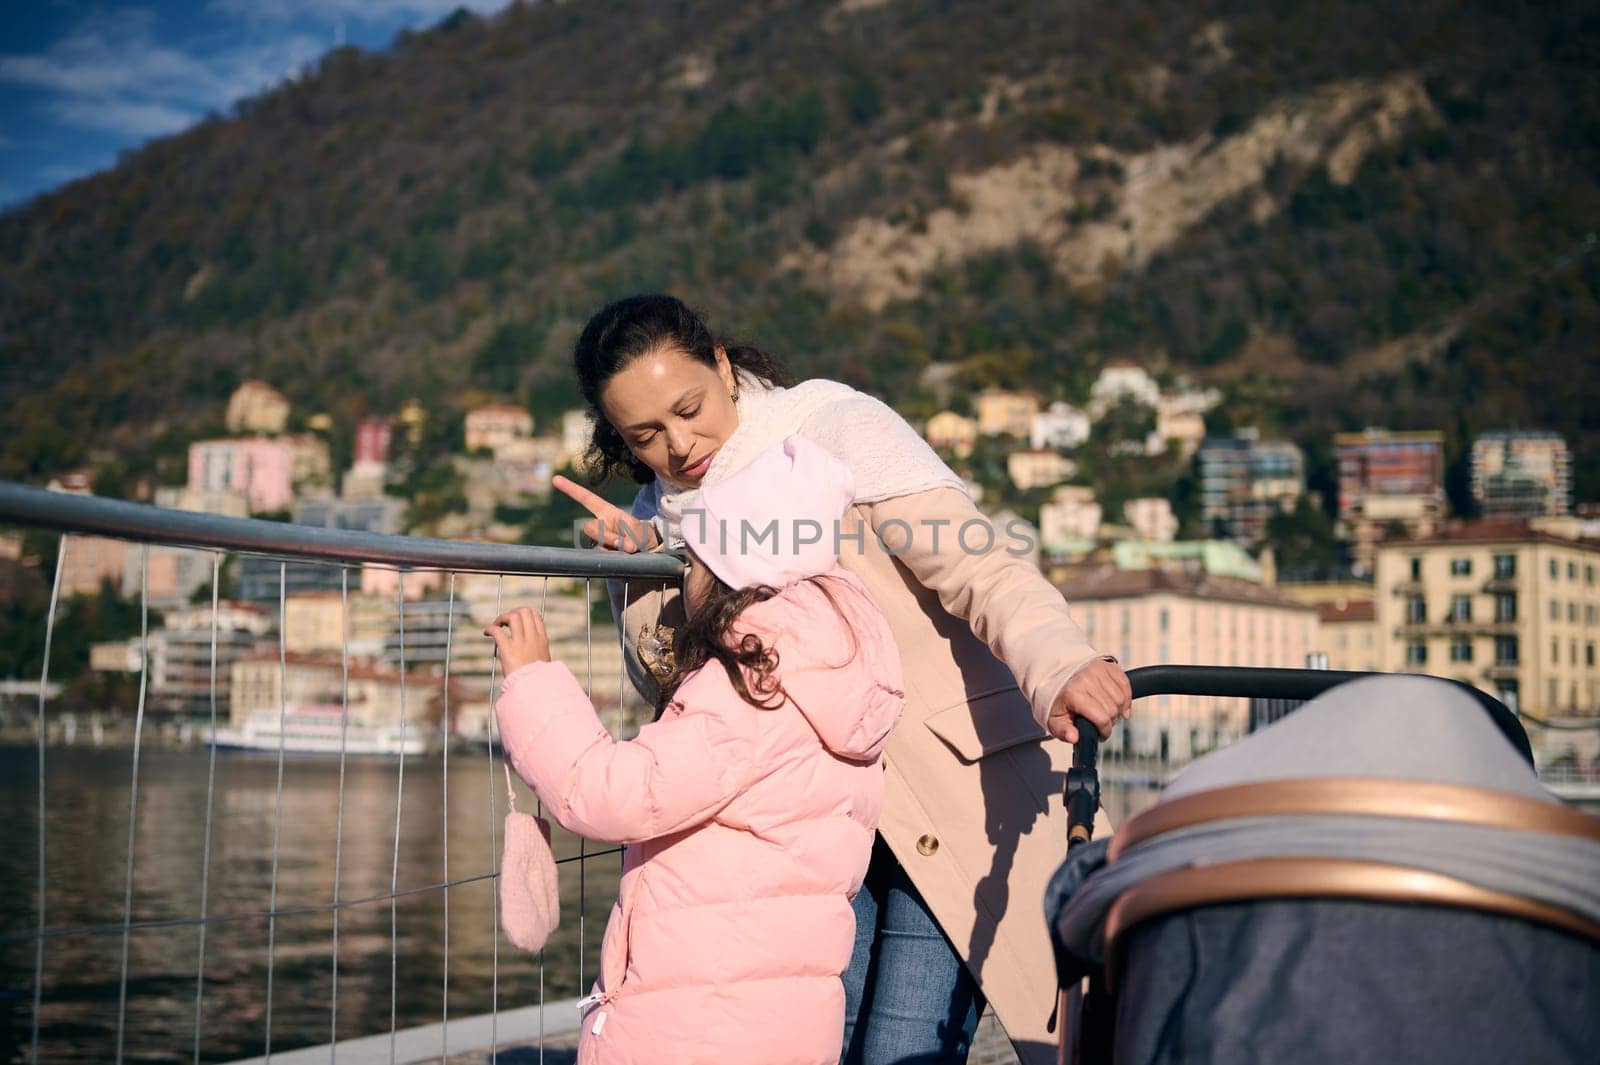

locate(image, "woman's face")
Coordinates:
598 345 739 488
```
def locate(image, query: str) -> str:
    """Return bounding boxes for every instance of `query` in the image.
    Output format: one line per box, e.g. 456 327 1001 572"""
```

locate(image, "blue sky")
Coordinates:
0 0 512 212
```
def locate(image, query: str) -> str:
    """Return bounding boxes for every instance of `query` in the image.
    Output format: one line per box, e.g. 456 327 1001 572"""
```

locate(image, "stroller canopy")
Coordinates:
1048 674 1600 1065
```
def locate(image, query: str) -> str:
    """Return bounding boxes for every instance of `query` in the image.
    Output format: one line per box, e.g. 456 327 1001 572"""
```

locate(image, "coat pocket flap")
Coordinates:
925 688 1046 763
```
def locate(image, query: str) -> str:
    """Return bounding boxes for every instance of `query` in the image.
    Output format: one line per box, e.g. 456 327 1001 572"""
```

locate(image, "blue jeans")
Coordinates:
840 837 985 1064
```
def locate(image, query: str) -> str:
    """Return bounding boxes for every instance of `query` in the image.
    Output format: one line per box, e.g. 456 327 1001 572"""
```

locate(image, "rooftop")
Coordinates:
1385 518 1600 550
1056 564 1315 611
1318 599 1376 624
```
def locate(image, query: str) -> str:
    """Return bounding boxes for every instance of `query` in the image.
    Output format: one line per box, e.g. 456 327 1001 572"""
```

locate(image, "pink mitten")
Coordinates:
499 765 560 951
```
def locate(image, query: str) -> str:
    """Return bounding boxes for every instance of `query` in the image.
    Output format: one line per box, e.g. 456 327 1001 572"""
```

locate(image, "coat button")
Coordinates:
916 834 939 856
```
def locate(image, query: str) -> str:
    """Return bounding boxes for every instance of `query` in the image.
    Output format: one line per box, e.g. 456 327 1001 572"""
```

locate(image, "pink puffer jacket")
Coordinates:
497 568 905 1065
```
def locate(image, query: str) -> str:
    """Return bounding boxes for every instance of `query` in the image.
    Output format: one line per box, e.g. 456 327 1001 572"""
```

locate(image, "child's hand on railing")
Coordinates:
485 608 553 676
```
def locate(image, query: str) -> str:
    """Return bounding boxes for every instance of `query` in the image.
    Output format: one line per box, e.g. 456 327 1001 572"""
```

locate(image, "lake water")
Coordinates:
0 743 619 1064
0 740 1164 1064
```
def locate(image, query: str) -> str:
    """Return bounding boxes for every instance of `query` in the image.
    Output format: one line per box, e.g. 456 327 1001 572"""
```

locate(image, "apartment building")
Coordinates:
1335 429 1446 566
1471 430 1571 518
1059 565 1319 762
1197 429 1305 546
1374 520 1600 717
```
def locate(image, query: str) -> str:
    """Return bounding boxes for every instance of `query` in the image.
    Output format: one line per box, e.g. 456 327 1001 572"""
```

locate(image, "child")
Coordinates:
486 436 906 1065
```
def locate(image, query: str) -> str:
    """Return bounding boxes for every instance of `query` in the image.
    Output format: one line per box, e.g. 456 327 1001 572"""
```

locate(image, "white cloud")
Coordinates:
49 98 198 137
208 0 510 22
0 8 330 140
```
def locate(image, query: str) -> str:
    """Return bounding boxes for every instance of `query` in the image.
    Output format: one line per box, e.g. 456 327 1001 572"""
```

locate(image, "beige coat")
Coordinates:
612 487 1108 1064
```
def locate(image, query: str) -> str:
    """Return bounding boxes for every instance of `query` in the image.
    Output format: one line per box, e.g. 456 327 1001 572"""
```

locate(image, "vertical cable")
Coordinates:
191 553 223 1063
114 545 150 1065
439 574 456 1063
389 573 408 1065
537 576 547 1063
264 562 289 1063
485 575 504 1063
28 534 66 1065
330 566 352 1063
579 578 592 996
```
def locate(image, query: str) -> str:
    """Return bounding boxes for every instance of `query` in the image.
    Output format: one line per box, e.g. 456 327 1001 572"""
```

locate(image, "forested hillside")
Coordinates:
2 0 1596 504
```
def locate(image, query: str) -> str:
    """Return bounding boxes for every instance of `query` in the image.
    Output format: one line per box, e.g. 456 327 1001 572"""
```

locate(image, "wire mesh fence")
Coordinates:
0 481 679 1063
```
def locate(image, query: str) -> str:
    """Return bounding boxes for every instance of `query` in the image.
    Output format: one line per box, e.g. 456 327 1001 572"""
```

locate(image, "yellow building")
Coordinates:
282 591 392 656
975 388 1040 439
924 411 977 458
1373 520 1600 717
229 653 444 728
225 381 290 434
1006 448 1077 491
465 403 533 452
1318 599 1380 673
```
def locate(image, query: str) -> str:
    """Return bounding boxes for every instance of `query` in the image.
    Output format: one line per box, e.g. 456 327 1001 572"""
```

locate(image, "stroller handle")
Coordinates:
1124 665 1532 767
1065 665 1534 849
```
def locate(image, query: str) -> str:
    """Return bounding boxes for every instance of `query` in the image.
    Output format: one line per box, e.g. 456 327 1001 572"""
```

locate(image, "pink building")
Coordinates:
188 438 294 514
355 418 393 465
1059 566 1319 761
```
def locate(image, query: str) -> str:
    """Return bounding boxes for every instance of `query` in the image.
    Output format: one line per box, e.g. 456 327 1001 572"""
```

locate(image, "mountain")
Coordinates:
1 0 1596 504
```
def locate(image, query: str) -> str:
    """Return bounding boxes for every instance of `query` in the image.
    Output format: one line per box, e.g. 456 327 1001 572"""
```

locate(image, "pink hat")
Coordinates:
682 436 856 590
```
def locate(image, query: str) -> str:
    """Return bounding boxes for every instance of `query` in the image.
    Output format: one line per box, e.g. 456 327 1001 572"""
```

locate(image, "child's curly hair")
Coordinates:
655 567 858 718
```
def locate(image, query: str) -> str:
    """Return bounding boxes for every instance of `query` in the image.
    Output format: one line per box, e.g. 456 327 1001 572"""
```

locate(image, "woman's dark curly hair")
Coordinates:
573 294 794 485
655 566 859 718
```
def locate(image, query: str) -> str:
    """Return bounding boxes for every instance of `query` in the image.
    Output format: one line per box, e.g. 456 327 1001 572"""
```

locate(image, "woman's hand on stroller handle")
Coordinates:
1047 659 1133 745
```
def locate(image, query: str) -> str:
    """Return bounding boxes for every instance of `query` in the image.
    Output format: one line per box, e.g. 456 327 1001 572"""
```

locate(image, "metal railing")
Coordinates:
0 480 682 1063
0 480 1582 1060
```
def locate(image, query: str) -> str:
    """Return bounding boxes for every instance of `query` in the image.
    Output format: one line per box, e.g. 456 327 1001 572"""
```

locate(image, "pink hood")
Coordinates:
731 567 903 763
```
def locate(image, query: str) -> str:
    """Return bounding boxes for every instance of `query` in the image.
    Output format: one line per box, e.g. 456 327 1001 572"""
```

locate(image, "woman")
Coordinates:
553 294 1131 1064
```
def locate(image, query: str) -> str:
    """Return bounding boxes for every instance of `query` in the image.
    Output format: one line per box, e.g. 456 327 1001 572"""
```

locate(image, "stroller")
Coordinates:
1048 666 1600 1065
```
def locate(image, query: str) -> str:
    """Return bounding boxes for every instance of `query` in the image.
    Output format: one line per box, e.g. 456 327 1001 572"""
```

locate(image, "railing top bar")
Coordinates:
0 480 684 580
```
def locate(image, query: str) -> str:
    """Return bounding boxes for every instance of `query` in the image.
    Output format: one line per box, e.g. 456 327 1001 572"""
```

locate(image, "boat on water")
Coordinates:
207 703 435 756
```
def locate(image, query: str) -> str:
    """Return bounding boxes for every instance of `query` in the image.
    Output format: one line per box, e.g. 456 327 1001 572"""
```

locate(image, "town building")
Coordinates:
1039 486 1102 547
236 557 345 606
464 404 533 453
1088 362 1160 418
119 545 213 609
56 533 128 597
154 486 250 518
354 418 393 465
1335 429 1446 566
1197 429 1305 546
92 602 271 716
1318 599 1379 674
1006 448 1077 491
285 433 334 495
282 591 393 658
225 381 290 434
296 496 406 537
1058 565 1319 762
229 653 446 730
1471 430 1571 518
1124 498 1178 543
1030 402 1091 451
925 411 978 458
561 410 592 467
397 400 427 445
1152 408 1207 458
975 388 1040 439
1373 520 1600 720
188 438 295 514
